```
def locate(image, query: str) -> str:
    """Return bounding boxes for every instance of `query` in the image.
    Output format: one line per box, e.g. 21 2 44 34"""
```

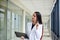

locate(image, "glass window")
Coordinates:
7 10 11 40
11 13 23 40
0 13 5 40
7 10 23 40
0 0 23 40
0 0 7 40
11 12 15 40
25 13 31 33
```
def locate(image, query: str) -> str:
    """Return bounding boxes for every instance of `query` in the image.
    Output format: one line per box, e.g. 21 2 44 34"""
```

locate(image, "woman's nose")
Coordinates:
32 16 34 19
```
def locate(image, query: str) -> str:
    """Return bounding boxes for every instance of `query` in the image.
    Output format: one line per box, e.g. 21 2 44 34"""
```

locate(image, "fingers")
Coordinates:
20 36 24 40
36 23 39 29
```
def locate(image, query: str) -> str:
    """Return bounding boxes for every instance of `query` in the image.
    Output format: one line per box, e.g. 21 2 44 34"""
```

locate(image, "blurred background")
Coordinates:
0 0 60 40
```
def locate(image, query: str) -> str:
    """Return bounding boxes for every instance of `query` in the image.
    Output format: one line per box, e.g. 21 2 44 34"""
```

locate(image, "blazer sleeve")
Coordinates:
35 24 42 40
26 22 32 37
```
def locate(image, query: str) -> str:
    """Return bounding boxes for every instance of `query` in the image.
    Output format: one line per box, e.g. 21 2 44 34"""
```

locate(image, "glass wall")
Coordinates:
7 1 23 40
7 10 12 40
0 12 6 40
0 0 32 40
0 0 7 40
0 0 23 40
25 12 31 33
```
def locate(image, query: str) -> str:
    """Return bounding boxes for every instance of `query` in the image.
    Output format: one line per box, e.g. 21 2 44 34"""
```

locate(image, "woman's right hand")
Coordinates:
20 36 25 40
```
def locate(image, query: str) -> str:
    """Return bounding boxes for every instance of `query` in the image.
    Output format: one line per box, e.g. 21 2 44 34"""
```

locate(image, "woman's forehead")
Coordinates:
33 13 36 16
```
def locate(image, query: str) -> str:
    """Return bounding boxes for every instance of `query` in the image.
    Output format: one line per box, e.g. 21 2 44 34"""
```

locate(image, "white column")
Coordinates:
22 11 25 33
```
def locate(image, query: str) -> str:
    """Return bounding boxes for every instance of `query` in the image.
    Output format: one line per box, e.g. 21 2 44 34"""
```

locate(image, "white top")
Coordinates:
26 22 42 40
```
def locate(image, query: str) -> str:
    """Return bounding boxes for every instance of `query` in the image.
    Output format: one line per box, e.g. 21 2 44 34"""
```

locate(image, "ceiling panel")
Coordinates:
19 0 56 23
10 0 56 23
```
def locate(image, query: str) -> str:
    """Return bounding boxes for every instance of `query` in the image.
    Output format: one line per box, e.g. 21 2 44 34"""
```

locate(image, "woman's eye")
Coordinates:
33 14 36 17
33 15 35 17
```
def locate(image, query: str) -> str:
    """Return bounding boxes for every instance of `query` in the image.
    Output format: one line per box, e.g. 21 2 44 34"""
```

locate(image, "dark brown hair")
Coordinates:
31 11 42 30
34 11 42 24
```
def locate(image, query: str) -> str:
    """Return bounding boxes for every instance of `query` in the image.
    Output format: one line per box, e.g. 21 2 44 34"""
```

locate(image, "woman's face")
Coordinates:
32 13 37 25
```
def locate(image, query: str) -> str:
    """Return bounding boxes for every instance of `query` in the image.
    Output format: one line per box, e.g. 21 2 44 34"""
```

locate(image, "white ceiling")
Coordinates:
19 0 56 23
19 0 56 15
10 0 56 23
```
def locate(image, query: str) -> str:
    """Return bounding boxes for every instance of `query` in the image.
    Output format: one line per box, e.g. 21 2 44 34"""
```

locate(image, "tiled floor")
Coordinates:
42 26 52 40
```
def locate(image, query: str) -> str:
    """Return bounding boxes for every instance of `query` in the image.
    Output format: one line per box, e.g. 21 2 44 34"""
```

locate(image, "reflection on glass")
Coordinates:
0 13 5 40
7 10 11 40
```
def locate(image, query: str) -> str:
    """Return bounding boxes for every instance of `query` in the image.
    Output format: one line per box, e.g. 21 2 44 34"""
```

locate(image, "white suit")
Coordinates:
26 22 42 40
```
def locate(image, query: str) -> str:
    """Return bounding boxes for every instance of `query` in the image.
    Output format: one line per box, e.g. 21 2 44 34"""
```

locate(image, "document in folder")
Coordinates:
15 32 29 39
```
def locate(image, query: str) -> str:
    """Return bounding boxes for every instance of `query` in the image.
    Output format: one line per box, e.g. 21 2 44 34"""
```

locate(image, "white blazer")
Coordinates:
26 22 42 40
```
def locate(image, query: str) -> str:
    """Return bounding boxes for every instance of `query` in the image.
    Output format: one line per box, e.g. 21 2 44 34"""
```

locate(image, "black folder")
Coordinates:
15 32 29 39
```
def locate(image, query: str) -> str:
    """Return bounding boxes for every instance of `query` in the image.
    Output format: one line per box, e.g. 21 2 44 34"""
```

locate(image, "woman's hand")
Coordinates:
20 36 25 40
36 22 39 29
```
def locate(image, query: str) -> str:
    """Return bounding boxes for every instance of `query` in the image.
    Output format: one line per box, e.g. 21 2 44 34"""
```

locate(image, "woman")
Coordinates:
21 11 43 40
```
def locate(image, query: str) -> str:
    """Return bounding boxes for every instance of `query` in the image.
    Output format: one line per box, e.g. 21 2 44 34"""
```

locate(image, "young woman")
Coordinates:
21 11 43 40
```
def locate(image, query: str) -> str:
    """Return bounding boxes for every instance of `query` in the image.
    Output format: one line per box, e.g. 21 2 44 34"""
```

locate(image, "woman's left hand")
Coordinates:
36 22 39 29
